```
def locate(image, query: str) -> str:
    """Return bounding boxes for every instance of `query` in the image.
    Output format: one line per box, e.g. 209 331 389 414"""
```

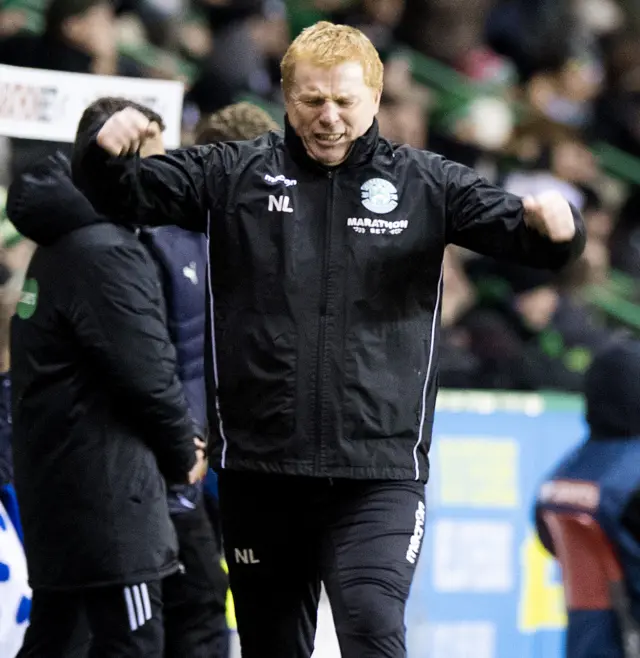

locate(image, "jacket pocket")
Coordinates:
216 310 297 436
343 321 431 440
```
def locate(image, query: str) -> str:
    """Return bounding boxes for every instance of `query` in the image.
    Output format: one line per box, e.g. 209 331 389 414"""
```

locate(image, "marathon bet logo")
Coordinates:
16 278 38 320
347 217 408 235
406 500 426 565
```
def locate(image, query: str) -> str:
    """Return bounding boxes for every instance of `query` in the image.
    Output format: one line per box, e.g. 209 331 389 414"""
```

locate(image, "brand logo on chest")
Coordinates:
360 178 398 214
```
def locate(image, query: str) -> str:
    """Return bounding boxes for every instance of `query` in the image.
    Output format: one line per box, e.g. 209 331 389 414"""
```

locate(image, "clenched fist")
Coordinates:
522 191 576 243
97 107 162 157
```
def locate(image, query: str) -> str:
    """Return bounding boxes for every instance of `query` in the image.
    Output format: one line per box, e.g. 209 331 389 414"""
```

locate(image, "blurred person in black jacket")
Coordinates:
6 145 207 656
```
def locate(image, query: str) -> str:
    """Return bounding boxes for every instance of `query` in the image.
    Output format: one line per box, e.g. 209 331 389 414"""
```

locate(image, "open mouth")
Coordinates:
314 133 344 145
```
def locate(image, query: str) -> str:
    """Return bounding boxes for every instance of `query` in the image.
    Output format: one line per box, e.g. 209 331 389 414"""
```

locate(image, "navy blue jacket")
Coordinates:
141 226 208 514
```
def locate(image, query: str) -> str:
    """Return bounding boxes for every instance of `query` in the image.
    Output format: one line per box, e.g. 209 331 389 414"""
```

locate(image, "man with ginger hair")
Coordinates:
61 20 585 658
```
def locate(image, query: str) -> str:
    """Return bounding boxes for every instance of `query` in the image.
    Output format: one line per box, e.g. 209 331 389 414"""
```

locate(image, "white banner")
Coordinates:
0 64 184 148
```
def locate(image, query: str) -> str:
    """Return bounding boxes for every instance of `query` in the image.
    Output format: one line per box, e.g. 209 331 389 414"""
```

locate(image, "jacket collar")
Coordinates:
284 114 380 173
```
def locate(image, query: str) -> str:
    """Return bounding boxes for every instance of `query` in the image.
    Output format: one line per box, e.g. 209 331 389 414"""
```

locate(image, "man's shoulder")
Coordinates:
385 141 446 168
370 140 449 185
58 224 153 276
193 130 282 179
61 222 140 252
216 130 283 161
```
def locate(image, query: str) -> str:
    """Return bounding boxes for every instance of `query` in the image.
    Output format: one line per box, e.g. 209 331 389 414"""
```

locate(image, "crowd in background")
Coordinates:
2 0 640 393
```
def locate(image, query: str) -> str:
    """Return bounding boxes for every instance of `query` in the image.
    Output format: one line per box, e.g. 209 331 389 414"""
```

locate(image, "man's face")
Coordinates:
285 61 381 166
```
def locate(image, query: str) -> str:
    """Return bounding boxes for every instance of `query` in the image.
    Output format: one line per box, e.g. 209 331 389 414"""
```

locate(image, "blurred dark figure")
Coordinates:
592 32 640 159
460 256 609 392
331 0 405 55
609 188 640 279
396 0 494 67
535 337 640 658
485 0 576 82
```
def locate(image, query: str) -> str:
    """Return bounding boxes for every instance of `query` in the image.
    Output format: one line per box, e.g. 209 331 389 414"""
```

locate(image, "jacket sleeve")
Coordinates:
69 240 199 484
443 159 586 270
72 121 230 234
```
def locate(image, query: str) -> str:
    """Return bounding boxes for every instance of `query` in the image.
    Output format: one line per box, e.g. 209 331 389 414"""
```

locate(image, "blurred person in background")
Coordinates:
5 134 206 654
592 30 640 159
192 0 290 104
140 99 280 658
458 254 610 392
535 336 640 658
72 20 585 658
330 0 406 55
608 187 640 279
0 0 142 180
0 232 36 541
71 95 227 658
0 239 33 658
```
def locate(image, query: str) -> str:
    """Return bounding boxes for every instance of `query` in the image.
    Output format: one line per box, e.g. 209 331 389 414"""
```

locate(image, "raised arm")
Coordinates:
72 107 229 233
443 159 586 270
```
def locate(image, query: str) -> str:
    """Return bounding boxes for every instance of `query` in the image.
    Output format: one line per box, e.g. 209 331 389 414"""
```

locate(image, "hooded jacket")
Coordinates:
6 153 198 589
75 117 586 482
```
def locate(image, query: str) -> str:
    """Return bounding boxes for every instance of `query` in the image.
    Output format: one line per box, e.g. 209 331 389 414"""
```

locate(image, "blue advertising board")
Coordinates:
406 390 586 658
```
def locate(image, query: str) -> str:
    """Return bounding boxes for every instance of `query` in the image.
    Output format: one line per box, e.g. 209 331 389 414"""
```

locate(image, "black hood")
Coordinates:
6 151 105 246
586 336 640 439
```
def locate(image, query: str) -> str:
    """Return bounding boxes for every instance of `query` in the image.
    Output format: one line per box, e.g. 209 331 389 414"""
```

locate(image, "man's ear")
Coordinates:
373 89 382 114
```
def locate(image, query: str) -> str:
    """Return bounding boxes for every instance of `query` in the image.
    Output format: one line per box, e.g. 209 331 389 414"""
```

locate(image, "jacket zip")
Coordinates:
316 169 335 472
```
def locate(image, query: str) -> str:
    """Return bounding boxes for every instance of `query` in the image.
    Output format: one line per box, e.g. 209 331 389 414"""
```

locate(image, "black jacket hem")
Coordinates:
27 560 181 591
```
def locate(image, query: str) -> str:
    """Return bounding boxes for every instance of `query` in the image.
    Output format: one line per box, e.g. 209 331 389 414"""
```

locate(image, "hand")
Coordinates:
97 107 162 157
523 191 576 243
188 437 208 484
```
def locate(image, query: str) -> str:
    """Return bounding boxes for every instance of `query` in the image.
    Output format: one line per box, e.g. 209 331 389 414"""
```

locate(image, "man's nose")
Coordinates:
319 102 340 127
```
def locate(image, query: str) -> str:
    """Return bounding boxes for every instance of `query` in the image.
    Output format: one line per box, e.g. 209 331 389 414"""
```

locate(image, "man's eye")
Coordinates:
306 98 324 107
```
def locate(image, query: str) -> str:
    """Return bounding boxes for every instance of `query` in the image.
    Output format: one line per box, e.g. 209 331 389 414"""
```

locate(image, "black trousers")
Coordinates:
218 471 426 658
17 580 164 658
163 504 229 658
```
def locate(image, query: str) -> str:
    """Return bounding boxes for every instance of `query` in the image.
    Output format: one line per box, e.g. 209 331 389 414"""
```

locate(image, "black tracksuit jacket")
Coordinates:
6 155 199 589
74 117 586 483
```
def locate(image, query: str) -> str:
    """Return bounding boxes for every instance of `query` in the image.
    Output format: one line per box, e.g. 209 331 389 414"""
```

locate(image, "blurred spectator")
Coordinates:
609 188 640 278
331 0 405 54
535 337 640 658
396 0 494 67
0 0 143 179
194 99 280 141
593 30 640 158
